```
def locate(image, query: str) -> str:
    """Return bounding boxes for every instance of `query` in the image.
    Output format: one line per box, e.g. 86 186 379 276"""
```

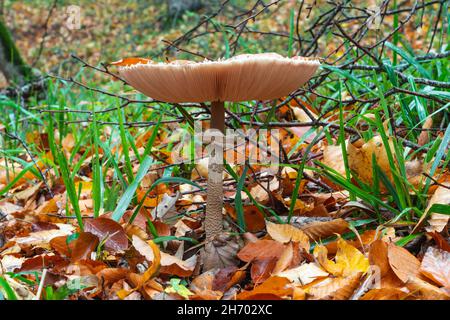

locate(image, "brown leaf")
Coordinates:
251 258 277 285
387 243 422 283
212 266 246 292
201 235 240 270
237 239 285 262
420 246 450 287
369 240 403 288
71 232 99 262
307 273 362 300
50 235 74 257
428 232 450 252
273 242 294 274
266 221 310 250
405 276 450 300
301 218 349 241
360 288 408 300
18 254 67 272
84 217 128 253
190 270 223 300
417 117 433 146
237 276 293 300
96 268 129 287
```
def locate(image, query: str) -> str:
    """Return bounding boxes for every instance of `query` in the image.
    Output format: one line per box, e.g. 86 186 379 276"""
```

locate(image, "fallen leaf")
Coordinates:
369 240 403 288
314 237 369 277
212 266 246 292
201 238 239 271
360 288 408 300
71 232 99 262
84 217 128 253
387 243 422 283
237 239 284 262
11 223 75 246
277 262 328 285
266 221 310 250
420 246 450 287
118 236 161 299
307 273 362 300
237 276 293 300
424 184 450 233
405 276 450 300
301 218 349 241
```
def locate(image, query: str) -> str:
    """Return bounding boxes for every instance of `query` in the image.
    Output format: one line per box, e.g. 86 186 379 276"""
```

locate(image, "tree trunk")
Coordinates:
0 19 32 85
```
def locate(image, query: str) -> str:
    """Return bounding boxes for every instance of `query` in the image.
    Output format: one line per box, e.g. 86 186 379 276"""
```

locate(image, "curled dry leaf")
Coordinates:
266 221 310 250
405 276 450 300
307 273 362 300
314 238 369 277
301 218 349 242
96 268 129 287
132 235 197 277
419 246 450 287
84 217 128 253
360 288 408 300
237 276 293 300
387 243 422 283
119 236 161 299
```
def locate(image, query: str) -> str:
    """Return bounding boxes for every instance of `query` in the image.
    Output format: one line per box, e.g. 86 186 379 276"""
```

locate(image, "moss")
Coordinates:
0 19 32 83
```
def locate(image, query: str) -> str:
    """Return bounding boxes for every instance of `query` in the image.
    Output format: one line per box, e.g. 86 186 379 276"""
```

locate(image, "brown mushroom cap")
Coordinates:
117 53 320 103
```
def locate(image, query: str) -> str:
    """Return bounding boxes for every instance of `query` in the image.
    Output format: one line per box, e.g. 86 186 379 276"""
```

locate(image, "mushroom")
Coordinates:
113 53 320 264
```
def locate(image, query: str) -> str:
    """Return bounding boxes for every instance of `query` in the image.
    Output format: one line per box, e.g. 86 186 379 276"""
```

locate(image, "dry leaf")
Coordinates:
301 218 349 241
425 184 450 233
277 262 328 285
266 221 310 250
314 237 369 277
11 224 74 246
237 239 284 262
84 217 128 253
387 243 422 283
369 240 403 288
405 276 450 300
360 288 408 300
71 232 99 262
420 246 450 287
307 273 361 300
237 276 293 300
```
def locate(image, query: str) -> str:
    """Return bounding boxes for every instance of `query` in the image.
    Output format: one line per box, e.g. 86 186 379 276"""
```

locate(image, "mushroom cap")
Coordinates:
116 53 320 103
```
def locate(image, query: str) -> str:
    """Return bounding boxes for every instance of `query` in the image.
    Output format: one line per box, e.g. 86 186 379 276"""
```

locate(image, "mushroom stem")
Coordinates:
205 101 225 241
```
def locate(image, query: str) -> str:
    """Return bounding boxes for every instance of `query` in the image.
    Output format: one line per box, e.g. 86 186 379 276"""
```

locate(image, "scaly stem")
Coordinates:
205 101 225 241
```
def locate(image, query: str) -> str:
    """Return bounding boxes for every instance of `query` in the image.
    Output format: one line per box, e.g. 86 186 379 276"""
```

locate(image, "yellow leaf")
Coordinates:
266 221 310 250
314 237 369 277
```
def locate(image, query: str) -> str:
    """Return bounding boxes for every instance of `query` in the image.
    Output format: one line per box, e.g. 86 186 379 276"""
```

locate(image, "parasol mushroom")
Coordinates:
112 53 320 266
